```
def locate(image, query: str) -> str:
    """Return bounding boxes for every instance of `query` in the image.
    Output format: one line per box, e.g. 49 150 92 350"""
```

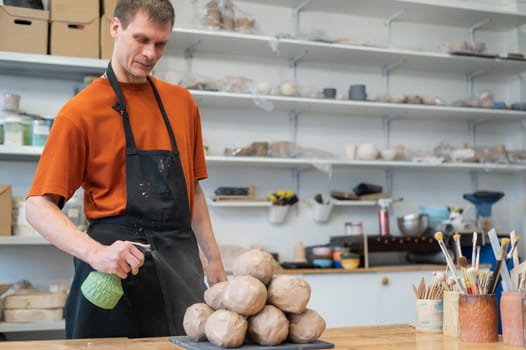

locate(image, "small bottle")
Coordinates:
378 199 391 236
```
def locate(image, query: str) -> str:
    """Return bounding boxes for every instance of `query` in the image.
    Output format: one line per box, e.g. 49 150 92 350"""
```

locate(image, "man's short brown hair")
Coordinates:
114 0 175 29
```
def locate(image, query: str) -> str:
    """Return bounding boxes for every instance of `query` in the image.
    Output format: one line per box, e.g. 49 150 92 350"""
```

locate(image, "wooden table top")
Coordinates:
0 324 520 349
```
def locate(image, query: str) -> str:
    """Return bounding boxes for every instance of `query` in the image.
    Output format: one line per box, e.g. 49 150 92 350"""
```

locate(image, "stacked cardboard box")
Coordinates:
3 289 67 323
49 0 100 58
0 6 49 54
0 185 12 236
101 0 118 59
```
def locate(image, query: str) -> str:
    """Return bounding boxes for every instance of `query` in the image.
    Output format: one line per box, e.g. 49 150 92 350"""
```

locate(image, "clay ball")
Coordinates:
183 303 214 341
204 281 228 310
248 305 289 346
288 309 326 344
205 309 247 348
223 275 267 316
232 249 276 285
268 275 311 314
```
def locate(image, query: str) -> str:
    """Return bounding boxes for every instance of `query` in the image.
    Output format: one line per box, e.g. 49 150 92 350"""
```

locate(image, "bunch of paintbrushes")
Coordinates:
412 275 445 300
433 231 520 295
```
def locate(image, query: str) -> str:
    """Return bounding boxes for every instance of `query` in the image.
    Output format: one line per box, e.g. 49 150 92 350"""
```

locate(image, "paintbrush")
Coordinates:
458 256 472 294
471 232 477 269
434 232 463 292
453 233 462 266
507 236 520 263
487 238 510 294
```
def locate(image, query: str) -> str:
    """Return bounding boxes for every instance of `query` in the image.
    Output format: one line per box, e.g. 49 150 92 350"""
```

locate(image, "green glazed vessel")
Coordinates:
80 271 124 310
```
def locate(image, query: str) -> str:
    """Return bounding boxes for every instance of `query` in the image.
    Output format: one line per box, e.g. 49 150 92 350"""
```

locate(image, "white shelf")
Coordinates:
0 236 49 245
236 0 526 30
332 200 378 207
207 156 526 174
0 51 107 80
207 198 272 207
0 321 64 333
2 149 524 174
190 90 526 121
171 28 526 77
0 145 43 160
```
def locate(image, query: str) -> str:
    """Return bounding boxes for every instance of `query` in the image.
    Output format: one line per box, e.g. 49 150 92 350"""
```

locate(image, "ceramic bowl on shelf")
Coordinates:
381 149 397 161
340 253 360 269
357 144 378 160
312 258 333 268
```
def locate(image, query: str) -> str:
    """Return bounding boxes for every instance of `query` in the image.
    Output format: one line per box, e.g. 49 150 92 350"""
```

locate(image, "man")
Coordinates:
25 0 226 338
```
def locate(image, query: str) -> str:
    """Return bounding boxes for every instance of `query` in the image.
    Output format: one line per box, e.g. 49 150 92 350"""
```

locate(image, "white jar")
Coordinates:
3 116 24 146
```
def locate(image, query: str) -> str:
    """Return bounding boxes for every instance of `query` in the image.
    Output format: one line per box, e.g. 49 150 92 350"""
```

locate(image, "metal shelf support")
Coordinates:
385 169 394 195
470 171 479 192
288 51 307 81
383 59 406 96
382 115 399 149
289 110 298 145
466 66 493 98
291 0 311 38
184 40 202 72
384 9 406 47
469 19 491 46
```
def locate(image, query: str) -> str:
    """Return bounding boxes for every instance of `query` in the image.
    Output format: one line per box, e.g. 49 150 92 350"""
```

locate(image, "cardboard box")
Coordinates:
49 0 100 58
0 184 12 236
102 0 118 15
100 0 117 59
0 6 49 55
100 13 113 59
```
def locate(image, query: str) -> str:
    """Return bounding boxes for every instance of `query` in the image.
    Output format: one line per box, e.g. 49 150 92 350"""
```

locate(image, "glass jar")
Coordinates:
0 119 4 145
31 119 51 146
21 115 32 146
3 115 24 146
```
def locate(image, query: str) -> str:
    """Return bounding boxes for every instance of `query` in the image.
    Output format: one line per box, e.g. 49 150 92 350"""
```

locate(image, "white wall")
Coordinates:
162 0 526 262
1 0 525 274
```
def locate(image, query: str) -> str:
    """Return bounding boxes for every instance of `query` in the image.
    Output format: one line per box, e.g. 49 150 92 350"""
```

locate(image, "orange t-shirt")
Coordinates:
27 76 208 220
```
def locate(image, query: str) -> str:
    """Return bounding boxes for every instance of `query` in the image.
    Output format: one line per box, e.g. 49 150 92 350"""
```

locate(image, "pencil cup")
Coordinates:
415 299 443 332
268 205 289 224
442 291 460 337
500 291 524 346
459 294 498 343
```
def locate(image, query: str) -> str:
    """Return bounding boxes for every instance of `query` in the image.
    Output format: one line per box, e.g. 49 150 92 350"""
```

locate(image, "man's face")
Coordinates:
111 10 172 83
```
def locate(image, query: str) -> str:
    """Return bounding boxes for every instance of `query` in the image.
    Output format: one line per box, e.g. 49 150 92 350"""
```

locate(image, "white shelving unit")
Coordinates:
2 0 526 335
0 235 49 245
170 28 526 77
236 0 526 30
0 321 64 333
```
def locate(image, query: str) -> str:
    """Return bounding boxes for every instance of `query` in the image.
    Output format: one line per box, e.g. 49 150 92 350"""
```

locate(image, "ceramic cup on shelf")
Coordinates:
349 84 367 101
344 144 357 160
323 88 337 99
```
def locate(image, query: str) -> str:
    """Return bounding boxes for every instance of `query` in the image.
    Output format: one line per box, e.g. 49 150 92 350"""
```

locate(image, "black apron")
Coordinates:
64 63 207 338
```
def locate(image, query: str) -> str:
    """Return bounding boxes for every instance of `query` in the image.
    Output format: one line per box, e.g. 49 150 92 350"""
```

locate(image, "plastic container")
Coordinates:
0 119 4 145
31 119 51 146
3 116 24 146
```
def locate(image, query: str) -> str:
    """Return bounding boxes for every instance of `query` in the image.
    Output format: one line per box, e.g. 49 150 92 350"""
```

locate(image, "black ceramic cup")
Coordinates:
323 88 337 99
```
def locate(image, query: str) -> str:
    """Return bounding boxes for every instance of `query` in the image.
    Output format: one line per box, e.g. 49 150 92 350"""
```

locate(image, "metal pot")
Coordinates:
397 213 429 237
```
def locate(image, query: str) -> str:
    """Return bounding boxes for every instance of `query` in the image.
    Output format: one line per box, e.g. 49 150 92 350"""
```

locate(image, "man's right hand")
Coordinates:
89 241 149 279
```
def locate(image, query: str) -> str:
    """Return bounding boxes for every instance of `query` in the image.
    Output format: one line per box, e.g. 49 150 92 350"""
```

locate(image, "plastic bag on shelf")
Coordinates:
507 150 526 164
192 0 257 33
268 141 336 159
170 71 222 91
474 145 510 164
